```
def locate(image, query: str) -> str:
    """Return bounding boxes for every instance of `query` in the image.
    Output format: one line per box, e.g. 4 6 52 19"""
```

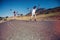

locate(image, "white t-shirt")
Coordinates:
32 9 36 15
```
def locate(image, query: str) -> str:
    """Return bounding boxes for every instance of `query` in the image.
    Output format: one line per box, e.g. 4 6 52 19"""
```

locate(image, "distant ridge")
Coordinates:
26 7 60 16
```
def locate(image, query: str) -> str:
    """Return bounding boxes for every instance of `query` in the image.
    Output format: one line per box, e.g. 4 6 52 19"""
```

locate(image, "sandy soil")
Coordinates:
0 20 60 40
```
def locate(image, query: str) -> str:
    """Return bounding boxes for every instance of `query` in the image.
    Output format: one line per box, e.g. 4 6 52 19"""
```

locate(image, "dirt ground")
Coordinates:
0 20 60 40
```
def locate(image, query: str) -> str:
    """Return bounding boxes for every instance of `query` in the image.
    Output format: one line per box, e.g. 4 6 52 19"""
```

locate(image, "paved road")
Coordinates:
0 20 60 40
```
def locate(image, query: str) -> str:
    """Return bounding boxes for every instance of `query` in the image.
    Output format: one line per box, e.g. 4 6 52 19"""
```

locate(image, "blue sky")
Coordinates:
0 0 60 17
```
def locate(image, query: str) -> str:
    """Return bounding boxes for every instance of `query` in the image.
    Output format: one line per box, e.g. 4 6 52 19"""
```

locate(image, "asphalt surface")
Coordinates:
0 20 60 40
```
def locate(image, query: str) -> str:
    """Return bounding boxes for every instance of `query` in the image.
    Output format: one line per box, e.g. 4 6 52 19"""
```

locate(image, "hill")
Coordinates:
26 7 60 16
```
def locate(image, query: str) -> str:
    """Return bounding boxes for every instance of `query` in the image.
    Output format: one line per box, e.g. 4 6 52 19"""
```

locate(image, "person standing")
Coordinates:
13 11 16 19
31 6 37 21
13 11 16 16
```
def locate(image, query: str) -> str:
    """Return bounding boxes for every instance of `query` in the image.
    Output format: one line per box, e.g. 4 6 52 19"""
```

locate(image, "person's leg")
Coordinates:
35 14 36 19
34 14 36 21
30 14 33 21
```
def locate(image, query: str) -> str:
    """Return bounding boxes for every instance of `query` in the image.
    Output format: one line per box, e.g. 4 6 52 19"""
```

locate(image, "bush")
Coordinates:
0 17 3 20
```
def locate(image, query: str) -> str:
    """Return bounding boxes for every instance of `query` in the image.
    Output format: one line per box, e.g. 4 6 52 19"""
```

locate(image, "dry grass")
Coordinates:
7 12 60 21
